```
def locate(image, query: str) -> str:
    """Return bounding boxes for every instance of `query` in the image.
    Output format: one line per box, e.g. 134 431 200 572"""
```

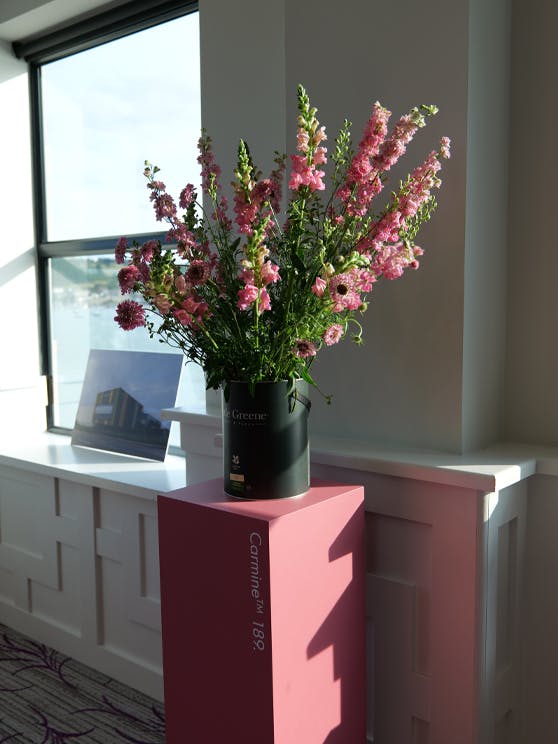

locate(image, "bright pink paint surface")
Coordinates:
158 478 365 744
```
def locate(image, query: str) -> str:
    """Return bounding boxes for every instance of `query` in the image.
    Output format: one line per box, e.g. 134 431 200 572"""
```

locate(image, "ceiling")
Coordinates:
0 0 130 43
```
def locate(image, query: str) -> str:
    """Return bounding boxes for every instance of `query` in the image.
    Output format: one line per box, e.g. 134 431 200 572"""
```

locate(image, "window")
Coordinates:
14 1 204 439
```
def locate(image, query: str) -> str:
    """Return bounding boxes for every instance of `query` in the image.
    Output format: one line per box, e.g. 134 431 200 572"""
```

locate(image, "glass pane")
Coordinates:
41 13 201 241
49 255 205 441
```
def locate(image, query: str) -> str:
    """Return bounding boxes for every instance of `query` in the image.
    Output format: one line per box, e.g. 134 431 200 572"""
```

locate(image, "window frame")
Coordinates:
13 0 199 433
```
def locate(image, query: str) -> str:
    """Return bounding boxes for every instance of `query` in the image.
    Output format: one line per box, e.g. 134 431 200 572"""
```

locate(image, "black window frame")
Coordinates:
12 0 199 433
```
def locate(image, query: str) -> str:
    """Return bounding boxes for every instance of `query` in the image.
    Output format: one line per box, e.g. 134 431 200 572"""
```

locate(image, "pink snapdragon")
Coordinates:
174 297 208 327
312 276 327 297
114 300 145 330
289 86 328 193
237 284 259 310
153 294 172 314
260 260 280 285
289 154 326 192
258 287 271 312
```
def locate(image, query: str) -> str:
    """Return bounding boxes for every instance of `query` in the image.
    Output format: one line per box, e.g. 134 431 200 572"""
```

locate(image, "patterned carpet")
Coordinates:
0 623 165 743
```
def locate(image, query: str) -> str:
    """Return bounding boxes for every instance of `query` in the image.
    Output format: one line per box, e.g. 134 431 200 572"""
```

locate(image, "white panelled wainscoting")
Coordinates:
2 420 558 743
0 437 186 701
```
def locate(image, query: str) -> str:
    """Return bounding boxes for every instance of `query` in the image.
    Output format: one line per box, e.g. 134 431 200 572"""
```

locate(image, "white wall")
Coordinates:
200 0 514 454
503 0 558 445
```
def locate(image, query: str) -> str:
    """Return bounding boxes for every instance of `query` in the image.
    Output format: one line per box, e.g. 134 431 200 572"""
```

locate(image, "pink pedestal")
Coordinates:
158 478 365 744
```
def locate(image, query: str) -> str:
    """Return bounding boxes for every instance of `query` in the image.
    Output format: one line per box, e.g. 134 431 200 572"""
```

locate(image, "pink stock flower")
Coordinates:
151 192 177 221
140 240 158 262
372 242 418 280
373 114 418 173
179 184 196 208
323 323 344 346
214 196 232 230
118 265 140 294
338 103 390 214
237 284 259 310
355 269 376 293
293 340 317 358
197 133 222 196
440 137 451 159
114 300 145 330
115 236 128 264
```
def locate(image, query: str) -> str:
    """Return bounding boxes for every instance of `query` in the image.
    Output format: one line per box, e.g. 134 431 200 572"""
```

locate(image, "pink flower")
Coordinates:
371 242 418 279
153 294 172 314
118 265 140 294
174 308 193 326
214 196 232 231
175 274 187 294
237 284 259 310
179 184 196 208
197 132 222 196
114 300 145 330
258 287 271 312
440 136 451 159
313 146 327 165
355 269 376 293
260 261 280 285
186 259 211 286
140 239 158 263
293 340 317 358
311 276 327 297
151 192 177 221
297 129 310 152
329 273 362 312
239 267 255 285
115 236 128 264
323 323 344 346
288 154 326 192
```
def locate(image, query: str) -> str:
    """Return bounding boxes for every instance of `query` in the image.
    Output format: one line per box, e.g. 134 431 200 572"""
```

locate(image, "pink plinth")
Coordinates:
157 478 365 744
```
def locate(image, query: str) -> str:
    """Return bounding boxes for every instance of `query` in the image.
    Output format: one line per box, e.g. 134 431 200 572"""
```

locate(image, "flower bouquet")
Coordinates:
114 84 450 400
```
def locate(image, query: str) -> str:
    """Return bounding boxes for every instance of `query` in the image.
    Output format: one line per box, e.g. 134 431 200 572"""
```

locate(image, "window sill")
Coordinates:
2 420 558 499
0 431 186 500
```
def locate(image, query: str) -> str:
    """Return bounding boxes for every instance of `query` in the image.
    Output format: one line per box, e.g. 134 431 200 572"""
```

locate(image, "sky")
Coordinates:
40 12 201 241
